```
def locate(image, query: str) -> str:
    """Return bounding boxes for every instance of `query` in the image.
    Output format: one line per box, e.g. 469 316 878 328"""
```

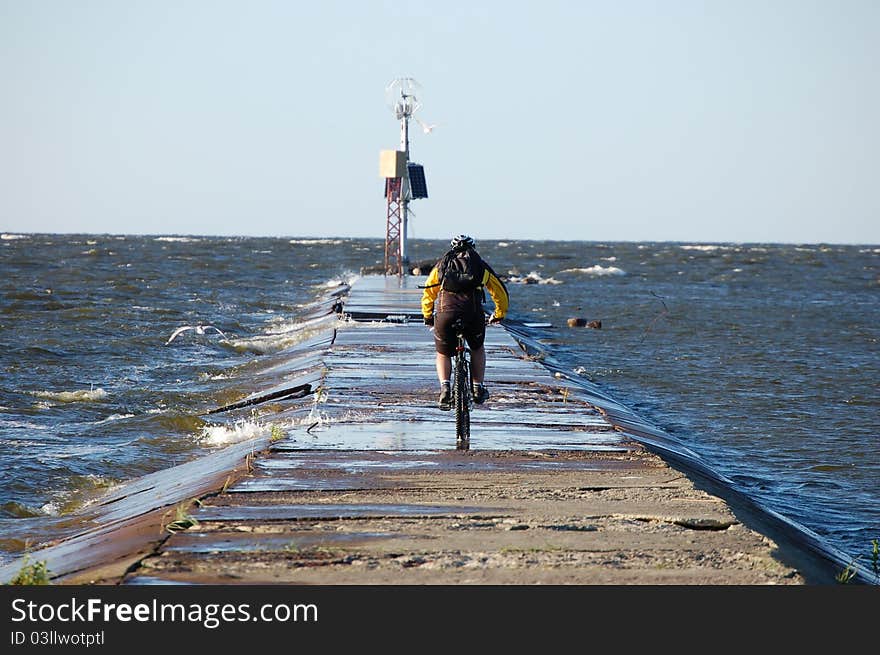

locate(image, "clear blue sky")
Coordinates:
2 1 878 244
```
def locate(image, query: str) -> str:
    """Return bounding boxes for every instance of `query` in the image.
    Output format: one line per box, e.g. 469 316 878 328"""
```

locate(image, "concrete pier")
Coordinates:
0 276 840 585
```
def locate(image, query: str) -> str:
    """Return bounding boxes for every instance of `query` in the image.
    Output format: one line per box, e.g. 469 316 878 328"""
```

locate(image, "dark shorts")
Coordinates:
433 310 485 357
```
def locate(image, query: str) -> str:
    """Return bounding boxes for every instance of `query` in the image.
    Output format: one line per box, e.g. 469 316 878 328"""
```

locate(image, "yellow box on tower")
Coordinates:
379 150 407 178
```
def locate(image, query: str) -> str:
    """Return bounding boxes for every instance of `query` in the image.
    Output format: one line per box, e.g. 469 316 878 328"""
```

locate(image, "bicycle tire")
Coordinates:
454 353 470 446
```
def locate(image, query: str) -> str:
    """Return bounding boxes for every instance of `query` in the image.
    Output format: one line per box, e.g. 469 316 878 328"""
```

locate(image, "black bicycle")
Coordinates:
450 317 472 450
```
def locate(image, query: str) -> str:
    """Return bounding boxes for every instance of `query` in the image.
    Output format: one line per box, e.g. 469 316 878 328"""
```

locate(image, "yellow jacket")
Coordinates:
421 264 509 320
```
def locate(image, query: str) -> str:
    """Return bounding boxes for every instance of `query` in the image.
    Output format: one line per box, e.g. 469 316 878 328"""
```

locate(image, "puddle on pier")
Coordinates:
195 503 491 522
275 420 632 452
164 531 396 553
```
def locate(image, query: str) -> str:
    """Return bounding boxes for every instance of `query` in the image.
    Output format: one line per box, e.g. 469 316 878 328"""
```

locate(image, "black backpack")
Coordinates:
437 247 485 293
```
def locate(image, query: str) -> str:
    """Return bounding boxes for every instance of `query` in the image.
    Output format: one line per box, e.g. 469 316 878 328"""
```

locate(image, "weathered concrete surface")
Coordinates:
118 449 807 585
1 276 839 585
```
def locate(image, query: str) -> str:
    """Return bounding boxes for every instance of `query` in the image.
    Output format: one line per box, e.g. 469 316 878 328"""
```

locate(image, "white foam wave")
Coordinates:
559 265 626 276
40 501 62 516
289 238 345 245
680 245 733 251
325 273 359 288
198 371 232 381
154 236 202 243
1 233 28 240
199 419 272 446
506 271 563 285
335 318 396 330
265 313 335 334
94 413 135 424
30 388 109 403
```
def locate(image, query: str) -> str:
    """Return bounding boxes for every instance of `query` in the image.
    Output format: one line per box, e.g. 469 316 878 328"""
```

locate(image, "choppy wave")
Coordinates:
0 418 43 430
29 388 109 403
1 501 45 518
227 331 324 355
34 474 116 517
227 314 338 354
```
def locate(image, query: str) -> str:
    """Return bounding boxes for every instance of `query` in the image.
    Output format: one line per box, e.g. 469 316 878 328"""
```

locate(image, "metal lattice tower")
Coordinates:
384 178 403 275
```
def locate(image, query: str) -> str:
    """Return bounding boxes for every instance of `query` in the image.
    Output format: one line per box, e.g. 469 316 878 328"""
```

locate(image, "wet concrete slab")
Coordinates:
252 450 639 473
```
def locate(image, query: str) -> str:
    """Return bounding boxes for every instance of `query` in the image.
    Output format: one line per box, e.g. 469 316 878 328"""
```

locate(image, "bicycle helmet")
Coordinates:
450 234 476 251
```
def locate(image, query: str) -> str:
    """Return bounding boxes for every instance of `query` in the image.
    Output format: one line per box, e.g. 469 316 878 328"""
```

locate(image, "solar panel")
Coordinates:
407 163 428 199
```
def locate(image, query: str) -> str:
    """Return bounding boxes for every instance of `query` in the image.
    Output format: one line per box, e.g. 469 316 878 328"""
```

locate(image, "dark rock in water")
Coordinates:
567 318 602 328
360 259 436 276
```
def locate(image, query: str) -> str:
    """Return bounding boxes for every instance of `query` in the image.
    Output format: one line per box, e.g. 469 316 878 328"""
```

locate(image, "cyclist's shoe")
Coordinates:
438 383 451 411
472 383 489 405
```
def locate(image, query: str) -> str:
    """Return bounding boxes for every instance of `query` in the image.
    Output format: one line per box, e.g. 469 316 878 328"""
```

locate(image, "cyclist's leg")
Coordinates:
470 345 486 384
464 311 489 403
435 352 451 383
432 312 457 383
433 312 457 410
463 311 487 384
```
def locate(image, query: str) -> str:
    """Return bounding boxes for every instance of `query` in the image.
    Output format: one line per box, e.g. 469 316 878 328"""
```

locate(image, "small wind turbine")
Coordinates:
415 118 439 134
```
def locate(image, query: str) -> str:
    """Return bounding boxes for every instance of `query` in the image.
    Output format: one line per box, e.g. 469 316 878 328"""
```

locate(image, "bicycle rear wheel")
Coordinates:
454 354 470 448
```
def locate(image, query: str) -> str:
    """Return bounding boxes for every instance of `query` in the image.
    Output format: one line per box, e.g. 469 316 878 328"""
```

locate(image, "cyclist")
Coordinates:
421 234 509 410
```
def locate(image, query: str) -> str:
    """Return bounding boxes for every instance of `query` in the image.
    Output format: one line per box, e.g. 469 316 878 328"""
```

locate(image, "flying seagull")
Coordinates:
165 324 228 346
